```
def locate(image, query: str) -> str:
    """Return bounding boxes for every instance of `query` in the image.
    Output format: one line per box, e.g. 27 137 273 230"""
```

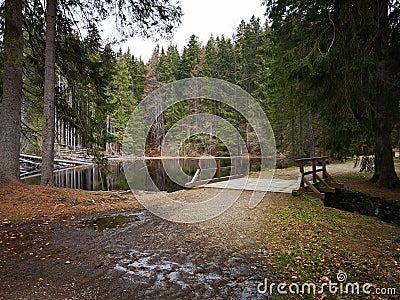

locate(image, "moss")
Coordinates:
1 218 28 226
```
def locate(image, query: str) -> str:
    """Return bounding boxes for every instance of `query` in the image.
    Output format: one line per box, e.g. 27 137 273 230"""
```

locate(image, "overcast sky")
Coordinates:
108 0 267 62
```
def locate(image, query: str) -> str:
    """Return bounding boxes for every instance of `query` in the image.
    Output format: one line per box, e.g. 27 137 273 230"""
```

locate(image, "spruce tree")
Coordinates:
0 0 23 182
264 0 400 187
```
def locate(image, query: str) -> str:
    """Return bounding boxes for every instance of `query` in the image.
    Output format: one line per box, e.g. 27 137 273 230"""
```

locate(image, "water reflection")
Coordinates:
23 162 130 191
22 158 262 192
123 158 199 192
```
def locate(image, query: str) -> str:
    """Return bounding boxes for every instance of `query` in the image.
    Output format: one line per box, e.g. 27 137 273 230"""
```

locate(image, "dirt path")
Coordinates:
0 160 399 299
273 160 358 179
0 188 293 299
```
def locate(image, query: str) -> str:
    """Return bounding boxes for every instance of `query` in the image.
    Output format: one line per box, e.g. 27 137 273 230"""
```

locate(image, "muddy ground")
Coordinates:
0 186 289 299
0 161 399 299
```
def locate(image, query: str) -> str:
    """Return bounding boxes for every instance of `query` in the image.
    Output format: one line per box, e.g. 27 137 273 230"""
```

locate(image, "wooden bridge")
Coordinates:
187 156 342 198
291 156 343 199
184 156 248 188
204 177 300 194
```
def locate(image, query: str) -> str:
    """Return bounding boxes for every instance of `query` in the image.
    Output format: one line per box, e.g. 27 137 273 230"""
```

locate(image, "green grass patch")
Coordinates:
336 172 373 181
1 217 28 226
261 197 400 299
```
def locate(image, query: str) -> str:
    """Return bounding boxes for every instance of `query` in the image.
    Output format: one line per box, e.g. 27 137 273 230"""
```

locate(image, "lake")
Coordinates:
22 158 263 192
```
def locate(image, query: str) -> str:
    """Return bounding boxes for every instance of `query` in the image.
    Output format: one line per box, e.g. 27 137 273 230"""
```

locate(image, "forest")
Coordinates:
0 0 399 188
0 1 399 298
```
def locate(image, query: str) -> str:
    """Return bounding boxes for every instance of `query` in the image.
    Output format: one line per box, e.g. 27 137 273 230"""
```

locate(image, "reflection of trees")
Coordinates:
50 162 130 191
41 157 261 191
146 159 200 192
146 159 166 190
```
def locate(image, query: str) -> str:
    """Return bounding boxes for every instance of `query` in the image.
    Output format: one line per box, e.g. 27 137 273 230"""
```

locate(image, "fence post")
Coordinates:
312 159 317 184
322 157 327 180
299 160 305 188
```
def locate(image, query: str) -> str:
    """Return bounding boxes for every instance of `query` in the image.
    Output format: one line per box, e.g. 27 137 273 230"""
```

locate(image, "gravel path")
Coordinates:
0 188 291 299
273 160 358 179
0 160 398 299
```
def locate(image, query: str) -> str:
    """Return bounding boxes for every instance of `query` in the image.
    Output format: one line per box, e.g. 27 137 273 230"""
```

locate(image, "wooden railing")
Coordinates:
292 156 343 199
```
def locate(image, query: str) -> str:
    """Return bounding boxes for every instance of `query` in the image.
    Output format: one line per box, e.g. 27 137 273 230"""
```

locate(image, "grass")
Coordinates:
261 197 400 299
337 172 373 180
1 217 28 226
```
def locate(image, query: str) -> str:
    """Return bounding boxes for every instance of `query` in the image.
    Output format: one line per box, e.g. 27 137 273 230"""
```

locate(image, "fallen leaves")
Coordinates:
259 198 400 299
0 183 140 223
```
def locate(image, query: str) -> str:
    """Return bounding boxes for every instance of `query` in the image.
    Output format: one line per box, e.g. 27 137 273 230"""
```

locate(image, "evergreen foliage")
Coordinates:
0 1 398 187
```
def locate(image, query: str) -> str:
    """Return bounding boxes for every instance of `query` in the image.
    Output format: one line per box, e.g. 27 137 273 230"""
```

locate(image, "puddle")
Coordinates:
80 212 147 230
114 249 266 299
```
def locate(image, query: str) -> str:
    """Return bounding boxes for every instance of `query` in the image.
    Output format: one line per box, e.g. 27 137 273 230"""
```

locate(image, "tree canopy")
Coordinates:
0 0 398 188
263 0 400 187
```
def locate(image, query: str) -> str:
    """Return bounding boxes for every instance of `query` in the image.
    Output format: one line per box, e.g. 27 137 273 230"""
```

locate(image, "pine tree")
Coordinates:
41 0 57 185
178 35 202 79
143 48 165 153
264 0 400 187
39 0 182 183
161 45 188 133
203 37 218 78
110 53 137 144
0 0 23 182
235 16 263 93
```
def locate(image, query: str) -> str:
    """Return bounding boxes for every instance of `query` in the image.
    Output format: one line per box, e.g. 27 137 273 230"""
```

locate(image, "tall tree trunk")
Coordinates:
0 0 23 183
308 111 315 157
41 0 56 185
370 0 399 188
372 128 399 188
290 114 295 160
299 107 303 157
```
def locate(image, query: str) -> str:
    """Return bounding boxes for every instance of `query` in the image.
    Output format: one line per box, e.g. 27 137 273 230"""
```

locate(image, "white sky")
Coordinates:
110 0 267 62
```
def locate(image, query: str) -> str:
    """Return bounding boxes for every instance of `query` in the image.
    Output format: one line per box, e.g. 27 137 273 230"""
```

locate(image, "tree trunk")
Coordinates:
0 0 23 183
41 0 56 185
372 128 399 188
308 110 315 157
290 115 295 160
370 0 399 188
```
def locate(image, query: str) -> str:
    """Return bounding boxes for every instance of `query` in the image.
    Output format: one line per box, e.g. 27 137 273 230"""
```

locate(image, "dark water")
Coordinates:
23 158 263 192
80 214 140 230
23 162 130 191
324 189 400 225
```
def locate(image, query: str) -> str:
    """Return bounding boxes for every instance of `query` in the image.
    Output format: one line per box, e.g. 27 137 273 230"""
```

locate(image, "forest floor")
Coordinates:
0 160 399 299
